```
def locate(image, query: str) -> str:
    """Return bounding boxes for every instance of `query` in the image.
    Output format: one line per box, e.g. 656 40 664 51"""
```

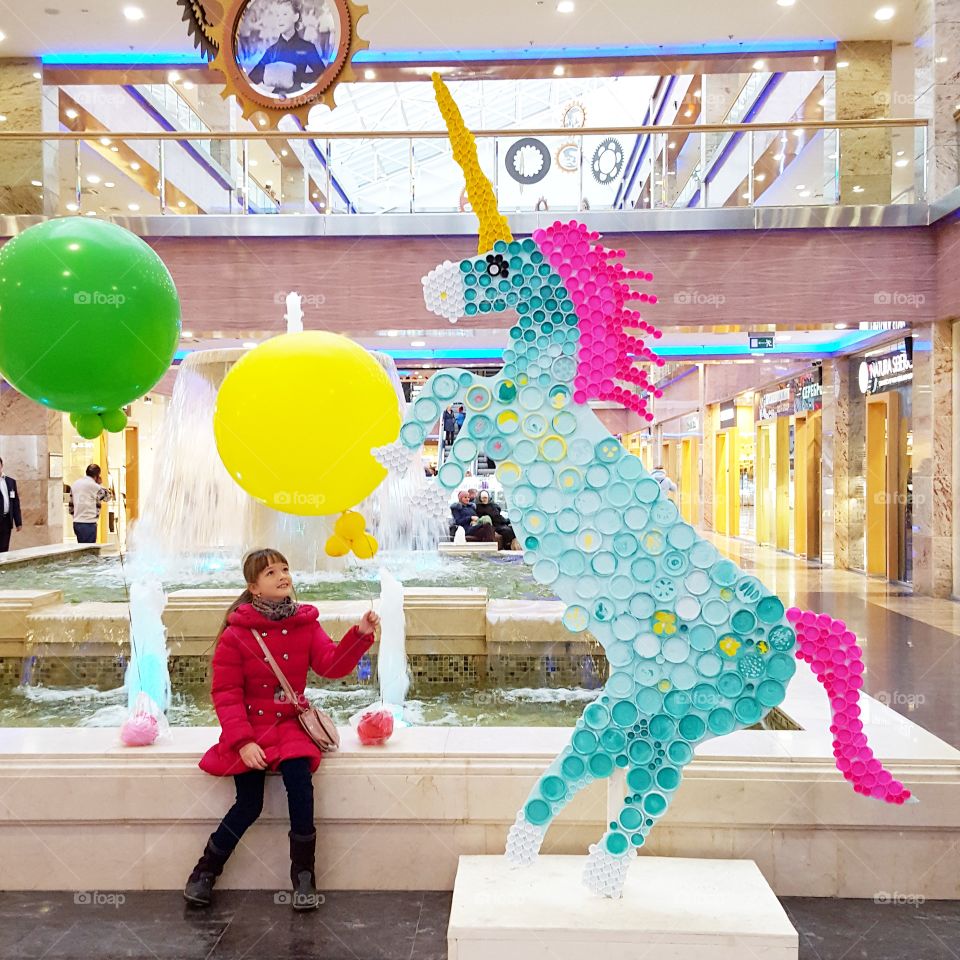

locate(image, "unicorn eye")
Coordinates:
421 259 466 323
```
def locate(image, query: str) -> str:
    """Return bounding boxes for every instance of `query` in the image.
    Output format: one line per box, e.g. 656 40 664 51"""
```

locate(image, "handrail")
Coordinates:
0 117 929 141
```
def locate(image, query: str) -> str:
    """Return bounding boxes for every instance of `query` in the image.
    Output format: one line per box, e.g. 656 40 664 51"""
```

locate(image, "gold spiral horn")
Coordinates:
432 73 513 253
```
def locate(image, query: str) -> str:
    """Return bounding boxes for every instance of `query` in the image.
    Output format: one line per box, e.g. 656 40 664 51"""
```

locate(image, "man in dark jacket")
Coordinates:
442 406 457 447
248 0 325 96
0 457 23 552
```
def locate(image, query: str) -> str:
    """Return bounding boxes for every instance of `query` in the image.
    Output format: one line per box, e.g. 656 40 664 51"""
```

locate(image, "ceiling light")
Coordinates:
793 128 804 136
85 174 100 184
896 149 905 157
181 330 194 338
104 181 115 187
554 65 565 76
741 193 751 200
935 55 948 64
31 179 42 187
182 80 195 90
755 173 766 182
874 6 895 21
364 68 376 80
123 5 145 20
799 189 812 198
99 136 111 146
411 340 427 347
894 158 909 168
853 185 864 193
795 184 806 190
243 341 258 349
777 0 796 5
0 30 5 42
280 148 288 156
693 89 702 98
168 70 180 83
814 56 820 64
0 115 6 122
773 153 785 161
684 108 693 117
130 161 140 170
177 200 186 207
668 141 676 149
127 202 140 211
835 323 848 329
752 60 766 70
837 60 849 68
65 107 78 119
84 211 97 217
249 159 258 167
257 117 267 127
65 202 78 211
33 71 42 80
557 0 575 11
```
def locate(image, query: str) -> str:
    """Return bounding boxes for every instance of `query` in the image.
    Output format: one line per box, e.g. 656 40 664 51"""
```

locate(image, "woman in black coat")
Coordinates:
442 406 457 447
475 491 518 550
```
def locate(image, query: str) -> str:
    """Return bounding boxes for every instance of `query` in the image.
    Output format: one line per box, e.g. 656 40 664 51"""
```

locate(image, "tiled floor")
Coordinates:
708 535 960 749
0 891 958 959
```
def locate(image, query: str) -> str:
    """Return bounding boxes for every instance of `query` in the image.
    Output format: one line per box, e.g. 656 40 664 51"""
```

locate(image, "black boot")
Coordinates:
183 837 231 907
289 831 320 912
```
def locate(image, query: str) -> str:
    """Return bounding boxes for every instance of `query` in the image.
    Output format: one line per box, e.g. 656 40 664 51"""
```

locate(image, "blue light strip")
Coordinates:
43 40 836 68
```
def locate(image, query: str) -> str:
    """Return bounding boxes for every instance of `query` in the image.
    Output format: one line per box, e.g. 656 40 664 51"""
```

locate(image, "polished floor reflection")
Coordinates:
708 534 960 749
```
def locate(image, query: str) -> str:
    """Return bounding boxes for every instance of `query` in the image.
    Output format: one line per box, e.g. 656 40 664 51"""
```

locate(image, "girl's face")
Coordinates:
250 560 293 601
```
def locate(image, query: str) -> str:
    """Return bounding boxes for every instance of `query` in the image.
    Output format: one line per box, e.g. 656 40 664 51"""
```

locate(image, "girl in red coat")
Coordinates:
184 548 378 910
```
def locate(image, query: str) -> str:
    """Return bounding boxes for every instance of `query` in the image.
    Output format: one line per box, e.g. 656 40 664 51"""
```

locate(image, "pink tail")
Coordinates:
787 607 912 804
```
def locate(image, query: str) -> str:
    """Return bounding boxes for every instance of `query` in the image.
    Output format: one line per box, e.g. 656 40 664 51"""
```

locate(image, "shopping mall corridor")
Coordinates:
706 533 960 750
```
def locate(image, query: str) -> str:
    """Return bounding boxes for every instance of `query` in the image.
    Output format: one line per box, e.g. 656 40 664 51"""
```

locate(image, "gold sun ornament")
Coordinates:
209 0 370 129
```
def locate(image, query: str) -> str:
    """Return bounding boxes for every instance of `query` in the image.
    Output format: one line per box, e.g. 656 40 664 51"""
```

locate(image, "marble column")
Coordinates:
0 385 64 549
912 322 953 596
0 58 43 215
821 360 845 568
836 41 893 204
915 0 960 200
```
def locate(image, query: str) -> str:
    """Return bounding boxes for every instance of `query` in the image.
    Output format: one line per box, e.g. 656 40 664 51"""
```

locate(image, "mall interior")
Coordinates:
0 0 960 957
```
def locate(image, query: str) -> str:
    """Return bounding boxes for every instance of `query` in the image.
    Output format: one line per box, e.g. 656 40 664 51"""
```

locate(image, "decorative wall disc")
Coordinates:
591 137 625 185
209 0 369 128
556 140 580 173
505 137 551 185
176 0 223 60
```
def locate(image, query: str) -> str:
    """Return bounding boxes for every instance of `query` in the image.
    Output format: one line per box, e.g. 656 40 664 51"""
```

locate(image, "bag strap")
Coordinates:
250 628 303 713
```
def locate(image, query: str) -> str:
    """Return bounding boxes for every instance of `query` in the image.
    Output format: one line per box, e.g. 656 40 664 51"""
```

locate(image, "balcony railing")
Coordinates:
0 118 930 218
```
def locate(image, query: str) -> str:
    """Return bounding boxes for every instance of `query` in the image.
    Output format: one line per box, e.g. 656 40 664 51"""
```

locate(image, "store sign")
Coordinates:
683 414 700 433
718 403 736 426
793 371 823 414
759 386 792 421
858 348 913 395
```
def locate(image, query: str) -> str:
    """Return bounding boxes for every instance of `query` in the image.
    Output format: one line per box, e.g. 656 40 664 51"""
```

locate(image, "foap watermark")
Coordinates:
274 290 326 307
74 891 126 908
74 290 126 308
875 690 926 709
874 891 925 906
274 890 326 906
874 291 925 308
674 290 726 308
274 491 326 509
873 91 917 109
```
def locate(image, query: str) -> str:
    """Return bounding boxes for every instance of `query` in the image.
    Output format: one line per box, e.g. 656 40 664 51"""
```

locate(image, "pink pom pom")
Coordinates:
121 712 159 747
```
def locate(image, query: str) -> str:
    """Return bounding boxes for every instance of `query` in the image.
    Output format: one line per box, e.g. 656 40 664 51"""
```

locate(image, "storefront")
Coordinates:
658 413 700 525
712 396 755 538
755 370 822 558
848 340 913 582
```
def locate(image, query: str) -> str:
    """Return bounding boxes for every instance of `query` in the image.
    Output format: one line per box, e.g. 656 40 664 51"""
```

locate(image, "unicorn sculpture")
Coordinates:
384 75 912 898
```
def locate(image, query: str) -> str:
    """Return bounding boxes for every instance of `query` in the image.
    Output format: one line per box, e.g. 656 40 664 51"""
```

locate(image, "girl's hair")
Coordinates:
214 548 291 648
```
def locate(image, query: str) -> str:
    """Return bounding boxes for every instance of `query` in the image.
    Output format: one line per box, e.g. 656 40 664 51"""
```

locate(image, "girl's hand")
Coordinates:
358 610 380 637
239 742 267 770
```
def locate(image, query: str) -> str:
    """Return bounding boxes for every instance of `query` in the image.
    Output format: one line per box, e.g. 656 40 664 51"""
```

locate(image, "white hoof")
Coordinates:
504 814 545 866
582 842 632 898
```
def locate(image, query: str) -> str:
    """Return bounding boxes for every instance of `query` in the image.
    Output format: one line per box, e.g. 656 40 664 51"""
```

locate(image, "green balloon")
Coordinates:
75 413 104 439
101 408 128 433
0 218 180 414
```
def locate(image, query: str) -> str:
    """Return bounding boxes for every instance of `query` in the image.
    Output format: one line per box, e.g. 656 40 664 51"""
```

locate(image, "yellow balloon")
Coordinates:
324 534 351 558
214 332 400 515
335 510 367 541
352 533 378 560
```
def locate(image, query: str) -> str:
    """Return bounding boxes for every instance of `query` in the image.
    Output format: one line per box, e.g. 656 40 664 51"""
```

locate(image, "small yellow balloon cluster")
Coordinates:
325 510 378 560
432 73 513 254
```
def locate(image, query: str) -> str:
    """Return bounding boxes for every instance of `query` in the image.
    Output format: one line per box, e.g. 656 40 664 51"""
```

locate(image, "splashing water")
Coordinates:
377 569 409 708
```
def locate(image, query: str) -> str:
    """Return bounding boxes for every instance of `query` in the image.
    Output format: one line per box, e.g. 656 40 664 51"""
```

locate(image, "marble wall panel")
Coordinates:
0 59 43 216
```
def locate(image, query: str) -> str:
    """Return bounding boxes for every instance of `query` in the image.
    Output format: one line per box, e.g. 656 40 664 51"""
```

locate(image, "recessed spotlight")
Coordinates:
86 174 101 185
65 202 78 211
168 70 180 83
693 89 702 99
752 60 766 70
65 107 78 119
411 340 427 347
684 108 693 117
894 158 909 168
123 5 145 20
280 148 288 157
835 323 848 329
364 68 376 80
853 185 864 193
799 190 812 198
668 141 676 149
31 179 42 187
837 60 849 68
553 65 565 76
243 341 258 349
773 153 785 161
935 55 948 64
755 173 766 182
32 71 42 80
557 0 575 11
896 149 905 157
182 80 195 90
793 128 804 136
84 210 97 217
874 6 895 21
257 117 267 126
130 161 140 170
818 97 828 107
741 193 751 200
110 145 119 152
127 202 140 211
104 181 115 188
795 184 806 190
249 159 258 167
777 0 796 5
0 30 5 42
99 136 111 146
181 330 194 338
178 200 186 208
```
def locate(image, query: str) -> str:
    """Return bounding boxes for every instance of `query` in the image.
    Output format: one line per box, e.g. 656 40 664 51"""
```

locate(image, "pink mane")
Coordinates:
533 220 663 421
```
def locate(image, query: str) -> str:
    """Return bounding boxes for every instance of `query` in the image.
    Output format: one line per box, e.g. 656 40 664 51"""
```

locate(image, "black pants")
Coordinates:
73 522 97 543
210 757 314 853
444 430 455 446
0 515 11 553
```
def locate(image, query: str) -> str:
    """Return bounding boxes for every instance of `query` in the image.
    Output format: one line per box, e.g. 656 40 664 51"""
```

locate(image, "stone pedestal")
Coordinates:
0 385 64 549
447 855 798 960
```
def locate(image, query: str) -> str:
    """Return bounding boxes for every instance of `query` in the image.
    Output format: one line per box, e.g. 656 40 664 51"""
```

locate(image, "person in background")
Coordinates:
650 465 678 501
475 491 519 551
442 405 457 448
467 488 478 504
450 490 496 543
0 458 23 553
69 464 110 544
455 404 466 434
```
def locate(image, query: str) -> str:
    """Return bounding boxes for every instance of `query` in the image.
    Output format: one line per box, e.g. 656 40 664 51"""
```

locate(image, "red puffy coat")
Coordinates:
199 603 373 776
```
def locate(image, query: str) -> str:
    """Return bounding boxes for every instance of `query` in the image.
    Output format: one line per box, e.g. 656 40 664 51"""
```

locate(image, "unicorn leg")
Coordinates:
506 726 619 866
583 737 692 898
